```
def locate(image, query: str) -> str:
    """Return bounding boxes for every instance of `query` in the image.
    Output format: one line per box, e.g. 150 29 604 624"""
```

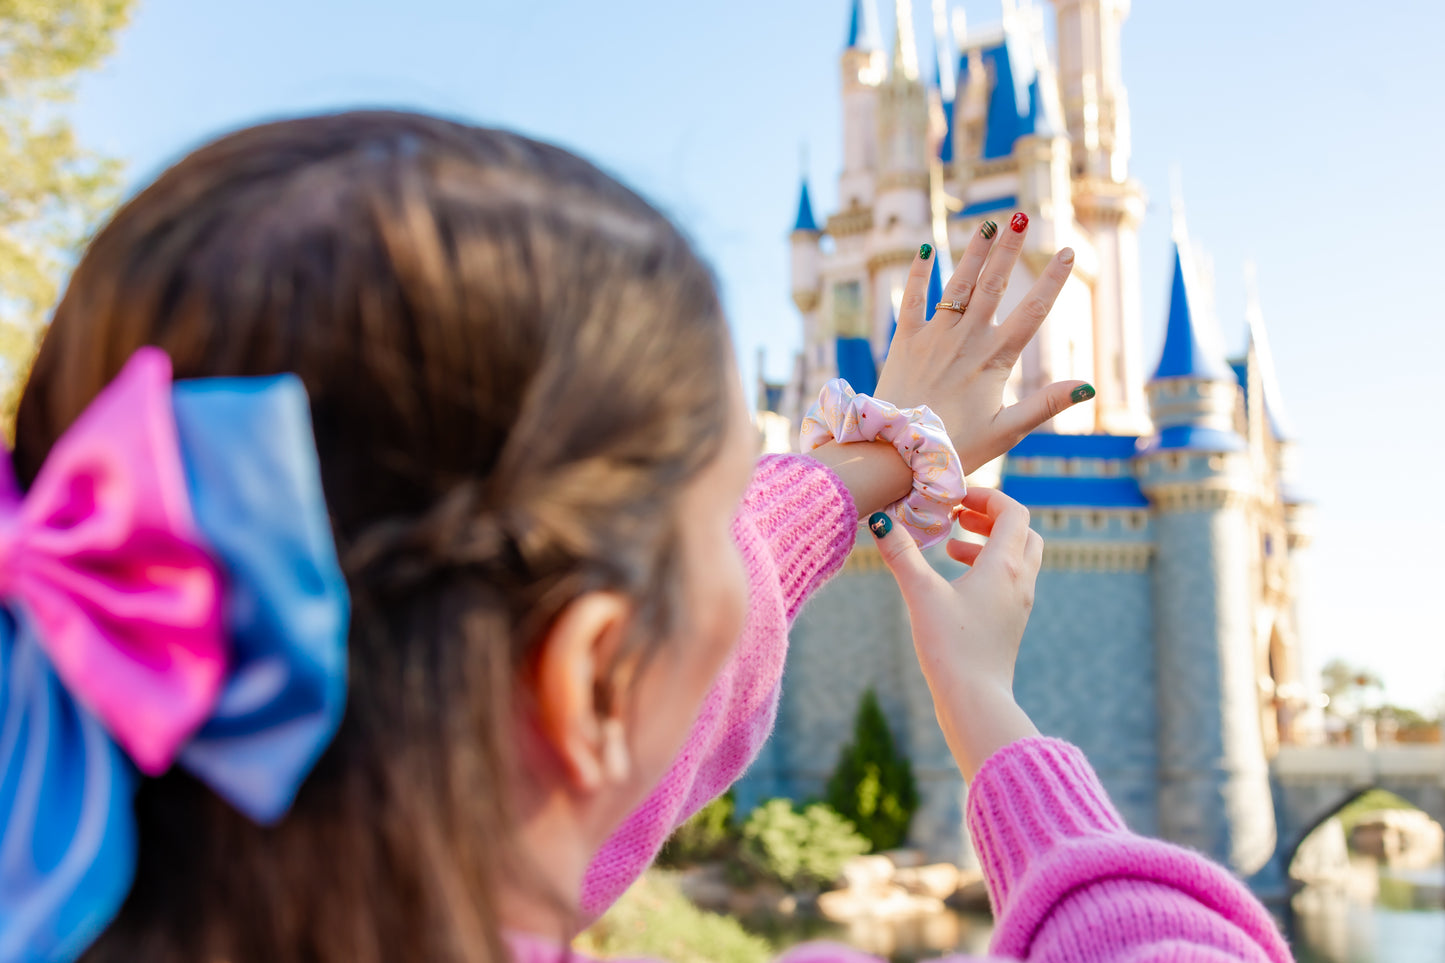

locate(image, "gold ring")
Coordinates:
935 299 968 313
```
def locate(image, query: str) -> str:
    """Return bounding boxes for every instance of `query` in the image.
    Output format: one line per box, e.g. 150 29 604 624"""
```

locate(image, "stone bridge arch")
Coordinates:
1271 745 1445 870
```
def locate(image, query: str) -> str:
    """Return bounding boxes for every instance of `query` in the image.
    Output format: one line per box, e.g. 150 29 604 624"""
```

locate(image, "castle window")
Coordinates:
1167 453 1185 472
1125 512 1145 531
1264 534 1275 557
1087 512 1106 531
1208 455 1225 471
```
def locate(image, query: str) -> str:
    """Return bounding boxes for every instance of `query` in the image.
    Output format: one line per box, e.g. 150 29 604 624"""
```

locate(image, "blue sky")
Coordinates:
70 0 1444 710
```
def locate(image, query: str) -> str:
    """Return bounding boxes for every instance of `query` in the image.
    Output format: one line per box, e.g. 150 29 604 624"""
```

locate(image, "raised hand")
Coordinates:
873 215 1093 475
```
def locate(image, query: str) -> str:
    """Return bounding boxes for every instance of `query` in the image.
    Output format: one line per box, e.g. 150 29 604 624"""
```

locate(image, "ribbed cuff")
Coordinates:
740 454 856 623
965 737 1129 912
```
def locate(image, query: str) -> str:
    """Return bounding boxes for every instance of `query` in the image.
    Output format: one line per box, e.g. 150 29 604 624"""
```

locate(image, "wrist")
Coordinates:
933 678 1038 782
800 380 966 547
806 439 912 519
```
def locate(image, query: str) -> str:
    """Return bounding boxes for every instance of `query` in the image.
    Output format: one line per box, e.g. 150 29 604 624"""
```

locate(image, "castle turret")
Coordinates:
872 0 935 348
840 0 885 212
789 174 832 416
1138 237 1277 878
1049 0 1148 434
791 175 822 314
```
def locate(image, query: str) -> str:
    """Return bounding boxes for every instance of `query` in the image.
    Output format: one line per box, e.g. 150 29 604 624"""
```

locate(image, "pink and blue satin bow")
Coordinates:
0 349 350 963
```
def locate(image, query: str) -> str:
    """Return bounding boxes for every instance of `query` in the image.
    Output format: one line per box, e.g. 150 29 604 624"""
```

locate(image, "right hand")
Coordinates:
869 488 1043 779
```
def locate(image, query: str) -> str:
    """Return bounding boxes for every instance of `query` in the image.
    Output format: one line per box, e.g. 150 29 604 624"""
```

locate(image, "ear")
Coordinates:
531 591 634 793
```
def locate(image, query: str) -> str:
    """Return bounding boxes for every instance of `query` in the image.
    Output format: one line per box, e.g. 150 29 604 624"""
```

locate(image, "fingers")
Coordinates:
867 510 943 603
961 212 1029 327
993 380 1096 442
895 243 938 339
995 248 1076 363
937 219 1001 327
945 538 983 566
958 488 1032 556
1025 528 1044 577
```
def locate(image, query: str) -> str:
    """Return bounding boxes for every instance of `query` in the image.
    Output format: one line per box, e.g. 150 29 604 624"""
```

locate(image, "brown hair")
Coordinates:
13 111 732 962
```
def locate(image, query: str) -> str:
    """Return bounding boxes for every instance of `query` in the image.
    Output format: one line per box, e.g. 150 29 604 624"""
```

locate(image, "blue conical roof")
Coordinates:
846 0 881 50
1152 245 1232 382
793 178 819 233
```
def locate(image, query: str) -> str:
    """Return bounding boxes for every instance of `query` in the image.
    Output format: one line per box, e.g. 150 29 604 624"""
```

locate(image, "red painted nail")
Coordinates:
1010 212 1029 233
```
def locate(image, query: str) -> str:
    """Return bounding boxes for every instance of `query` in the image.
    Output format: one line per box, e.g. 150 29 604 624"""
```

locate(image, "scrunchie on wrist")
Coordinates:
800 378 966 548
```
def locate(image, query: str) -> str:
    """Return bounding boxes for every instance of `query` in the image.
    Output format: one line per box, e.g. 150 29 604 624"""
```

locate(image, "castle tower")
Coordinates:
1138 237 1277 876
1048 0 1148 434
840 0 885 213
789 174 833 409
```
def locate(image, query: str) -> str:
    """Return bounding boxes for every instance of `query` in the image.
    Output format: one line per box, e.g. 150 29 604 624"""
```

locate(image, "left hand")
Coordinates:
874 216 1093 475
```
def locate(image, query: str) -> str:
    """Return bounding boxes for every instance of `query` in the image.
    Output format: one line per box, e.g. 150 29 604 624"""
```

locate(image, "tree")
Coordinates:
824 688 918 852
1319 658 1383 719
0 0 133 419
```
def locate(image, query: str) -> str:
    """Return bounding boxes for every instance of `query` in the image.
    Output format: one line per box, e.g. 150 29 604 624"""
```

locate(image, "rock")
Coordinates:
947 868 990 910
818 883 946 922
841 854 897 895
1349 810 1445 869
726 880 789 917
895 863 961 900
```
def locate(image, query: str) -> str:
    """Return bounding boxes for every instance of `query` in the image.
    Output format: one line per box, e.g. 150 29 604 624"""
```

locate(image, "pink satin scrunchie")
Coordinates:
800 378 967 548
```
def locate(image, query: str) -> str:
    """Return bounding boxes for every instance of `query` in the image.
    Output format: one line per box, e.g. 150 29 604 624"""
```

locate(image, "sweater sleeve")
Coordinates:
964 738 1295 963
578 454 856 918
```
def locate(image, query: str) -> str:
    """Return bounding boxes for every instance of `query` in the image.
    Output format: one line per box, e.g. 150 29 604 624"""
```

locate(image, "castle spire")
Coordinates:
846 0 882 50
931 0 956 102
891 0 920 81
792 176 820 233
1152 243 1232 382
1244 262 1294 440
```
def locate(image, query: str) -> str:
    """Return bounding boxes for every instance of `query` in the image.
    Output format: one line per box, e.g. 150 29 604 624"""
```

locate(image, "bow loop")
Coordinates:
0 350 226 776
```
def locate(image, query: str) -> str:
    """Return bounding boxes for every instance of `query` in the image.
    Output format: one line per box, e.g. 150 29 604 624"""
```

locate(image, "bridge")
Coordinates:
1271 744 1445 873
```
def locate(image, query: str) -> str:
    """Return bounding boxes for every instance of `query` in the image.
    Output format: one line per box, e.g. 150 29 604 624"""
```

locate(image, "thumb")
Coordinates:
867 511 939 602
995 380 1095 440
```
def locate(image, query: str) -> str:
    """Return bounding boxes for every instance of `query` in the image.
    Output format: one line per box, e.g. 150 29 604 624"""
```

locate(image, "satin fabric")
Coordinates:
0 349 349 962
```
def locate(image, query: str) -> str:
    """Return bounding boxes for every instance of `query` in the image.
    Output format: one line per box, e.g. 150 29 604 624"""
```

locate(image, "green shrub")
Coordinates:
574 871 772 963
825 688 919 852
738 798 869 891
658 790 737 867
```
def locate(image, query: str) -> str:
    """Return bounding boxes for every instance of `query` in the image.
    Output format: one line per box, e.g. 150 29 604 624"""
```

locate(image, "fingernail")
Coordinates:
919 243 933 260
1010 212 1029 233
980 220 998 240
1059 247 1075 265
868 511 892 538
1071 384 1096 404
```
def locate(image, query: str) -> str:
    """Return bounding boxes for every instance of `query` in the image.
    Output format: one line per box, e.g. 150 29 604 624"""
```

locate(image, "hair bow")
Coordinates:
0 349 350 963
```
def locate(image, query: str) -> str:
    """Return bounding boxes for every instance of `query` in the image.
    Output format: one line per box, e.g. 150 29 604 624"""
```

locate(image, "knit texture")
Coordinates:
536 456 1297 963
578 454 857 917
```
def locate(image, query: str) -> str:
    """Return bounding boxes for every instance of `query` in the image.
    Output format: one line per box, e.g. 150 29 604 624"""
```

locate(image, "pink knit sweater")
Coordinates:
519 454 1295 963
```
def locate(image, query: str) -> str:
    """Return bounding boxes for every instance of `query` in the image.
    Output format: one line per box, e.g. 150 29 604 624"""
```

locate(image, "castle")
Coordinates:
745 0 1313 887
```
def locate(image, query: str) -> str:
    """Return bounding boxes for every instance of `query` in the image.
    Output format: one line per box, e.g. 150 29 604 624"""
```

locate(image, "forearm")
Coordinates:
932 677 1039 782
805 439 911 519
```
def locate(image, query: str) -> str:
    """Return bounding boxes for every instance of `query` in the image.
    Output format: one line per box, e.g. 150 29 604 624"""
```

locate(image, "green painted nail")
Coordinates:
919 243 932 260
868 511 892 538
1071 384 1096 404
980 220 998 240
